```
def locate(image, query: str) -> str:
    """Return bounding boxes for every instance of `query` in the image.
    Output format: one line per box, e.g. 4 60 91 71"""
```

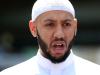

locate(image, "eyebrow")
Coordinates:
44 18 72 22
44 19 56 22
62 19 72 22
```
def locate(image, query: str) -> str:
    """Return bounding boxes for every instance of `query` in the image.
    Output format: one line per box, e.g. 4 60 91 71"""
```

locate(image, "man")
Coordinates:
0 0 100 75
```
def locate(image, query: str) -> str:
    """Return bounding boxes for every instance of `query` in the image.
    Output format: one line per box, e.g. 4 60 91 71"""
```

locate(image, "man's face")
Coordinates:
29 10 77 63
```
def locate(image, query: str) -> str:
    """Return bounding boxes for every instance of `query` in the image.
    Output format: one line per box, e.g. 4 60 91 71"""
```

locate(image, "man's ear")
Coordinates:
29 20 37 37
74 18 77 36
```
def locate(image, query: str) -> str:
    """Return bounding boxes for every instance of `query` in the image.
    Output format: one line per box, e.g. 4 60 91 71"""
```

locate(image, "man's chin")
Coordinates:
47 50 70 63
52 55 65 61
51 52 65 60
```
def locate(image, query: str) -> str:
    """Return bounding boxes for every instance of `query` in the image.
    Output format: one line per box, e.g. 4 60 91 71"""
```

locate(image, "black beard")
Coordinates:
37 32 75 63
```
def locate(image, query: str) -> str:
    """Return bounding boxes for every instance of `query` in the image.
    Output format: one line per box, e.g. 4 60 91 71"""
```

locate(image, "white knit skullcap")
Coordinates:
32 0 75 21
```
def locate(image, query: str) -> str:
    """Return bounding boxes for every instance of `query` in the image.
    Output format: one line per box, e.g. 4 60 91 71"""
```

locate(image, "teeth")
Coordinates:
54 44 64 47
52 42 65 47
56 44 62 46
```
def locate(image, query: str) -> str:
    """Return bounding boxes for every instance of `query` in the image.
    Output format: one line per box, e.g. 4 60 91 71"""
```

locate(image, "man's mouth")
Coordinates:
51 41 66 54
53 43 64 49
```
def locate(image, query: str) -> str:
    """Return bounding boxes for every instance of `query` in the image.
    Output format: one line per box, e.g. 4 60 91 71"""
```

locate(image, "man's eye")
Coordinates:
64 23 71 27
45 23 54 27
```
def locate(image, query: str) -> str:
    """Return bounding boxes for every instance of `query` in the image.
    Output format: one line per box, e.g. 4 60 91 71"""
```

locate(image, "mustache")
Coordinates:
53 38 65 41
50 38 66 43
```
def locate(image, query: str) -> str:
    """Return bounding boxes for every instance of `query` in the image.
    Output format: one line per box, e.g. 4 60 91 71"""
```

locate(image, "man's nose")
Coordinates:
54 26 64 39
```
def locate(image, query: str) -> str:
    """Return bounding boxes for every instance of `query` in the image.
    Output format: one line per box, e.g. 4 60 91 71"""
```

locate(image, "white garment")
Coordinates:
0 50 100 75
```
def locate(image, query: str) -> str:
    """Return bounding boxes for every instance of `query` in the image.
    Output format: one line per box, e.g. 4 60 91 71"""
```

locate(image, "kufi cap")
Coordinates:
32 0 75 21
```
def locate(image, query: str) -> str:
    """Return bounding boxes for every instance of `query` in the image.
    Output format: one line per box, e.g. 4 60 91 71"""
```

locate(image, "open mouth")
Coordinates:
53 43 64 49
52 41 66 52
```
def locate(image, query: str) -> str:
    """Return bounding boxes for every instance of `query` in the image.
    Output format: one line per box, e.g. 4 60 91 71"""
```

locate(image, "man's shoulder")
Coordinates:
0 56 38 75
74 55 100 67
74 55 100 75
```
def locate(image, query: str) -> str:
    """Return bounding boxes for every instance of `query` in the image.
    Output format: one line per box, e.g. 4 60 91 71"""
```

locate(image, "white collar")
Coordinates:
36 49 75 71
